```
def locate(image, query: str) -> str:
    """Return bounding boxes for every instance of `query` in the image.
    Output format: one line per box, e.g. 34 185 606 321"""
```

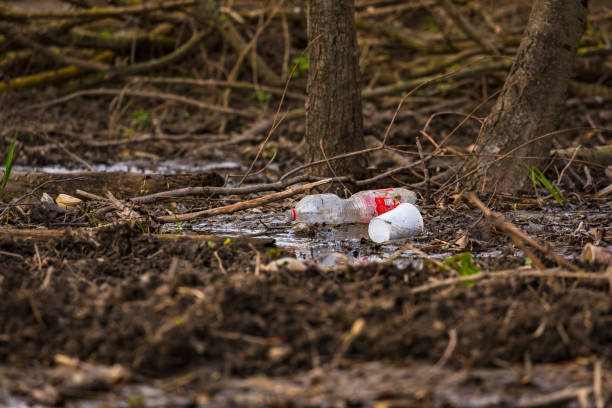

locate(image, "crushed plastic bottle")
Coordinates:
286 188 417 224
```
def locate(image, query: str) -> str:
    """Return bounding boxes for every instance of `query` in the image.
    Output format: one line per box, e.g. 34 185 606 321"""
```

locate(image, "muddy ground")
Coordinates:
1 192 611 407
1 0 612 407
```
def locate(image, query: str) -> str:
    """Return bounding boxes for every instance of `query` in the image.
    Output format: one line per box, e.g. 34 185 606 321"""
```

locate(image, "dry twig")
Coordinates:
466 193 580 271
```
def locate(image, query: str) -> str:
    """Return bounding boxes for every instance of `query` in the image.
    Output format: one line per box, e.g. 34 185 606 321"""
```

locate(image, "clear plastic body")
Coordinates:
286 188 417 224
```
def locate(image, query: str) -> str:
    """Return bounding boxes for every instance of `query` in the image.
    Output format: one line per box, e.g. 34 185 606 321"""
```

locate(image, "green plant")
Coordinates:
263 142 277 159
265 247 279 259
254 90 270 102
170 206 180 234
79 206 101 229
435 81 452 90
126 395 146 408
131 109 149 121
289 56 308 79
521 162 564 205
130 109 149 131
444 252 481 286
1 130 18 191
136 219 150 234
424 15 440 33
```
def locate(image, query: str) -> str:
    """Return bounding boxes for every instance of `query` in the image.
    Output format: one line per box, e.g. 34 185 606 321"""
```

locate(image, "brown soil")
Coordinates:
1 199 611 406
1 1 611 406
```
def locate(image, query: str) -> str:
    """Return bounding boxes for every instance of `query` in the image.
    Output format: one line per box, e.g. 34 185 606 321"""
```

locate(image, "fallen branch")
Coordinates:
437 0 500 55
130 174 311 203
129 77 306 100
69 24 176 51
105 28 211 79
200 0 281 85
1 171 223 202
0 23 111 72
28 88 256 118
0 0 196 21
466 193 580 271
156 178 334 222
552 145 612 167
0 227 273 245
0 51 114 92
411 268 609 294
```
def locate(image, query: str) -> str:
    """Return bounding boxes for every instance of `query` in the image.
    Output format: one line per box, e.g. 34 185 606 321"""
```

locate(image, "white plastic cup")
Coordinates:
368 203 423 243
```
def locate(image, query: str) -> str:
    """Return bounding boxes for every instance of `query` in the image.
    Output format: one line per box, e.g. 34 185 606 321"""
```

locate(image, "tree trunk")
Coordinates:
305 0 367 179
463 0 587 194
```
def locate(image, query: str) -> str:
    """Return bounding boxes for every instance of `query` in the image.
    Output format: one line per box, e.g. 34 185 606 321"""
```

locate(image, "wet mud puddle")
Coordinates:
189 212 429 268
187 212 483 269
14 160 245 175
18 162 608 268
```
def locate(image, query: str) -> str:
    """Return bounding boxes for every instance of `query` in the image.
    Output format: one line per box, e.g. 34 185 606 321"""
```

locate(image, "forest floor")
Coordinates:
1 1 612 407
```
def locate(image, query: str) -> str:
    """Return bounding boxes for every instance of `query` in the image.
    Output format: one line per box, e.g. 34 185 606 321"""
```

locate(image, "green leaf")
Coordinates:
263 142 277 159
520 160 565 206
289 56 308 78
255 90 270 102
265 248 279 259
2 131 18 190
444 252 481 287
424 16 439 33
531 166 564 205
131 109 149 121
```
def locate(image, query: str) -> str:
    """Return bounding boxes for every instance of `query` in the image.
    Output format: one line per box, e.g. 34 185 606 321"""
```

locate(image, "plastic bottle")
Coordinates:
286 188 417 224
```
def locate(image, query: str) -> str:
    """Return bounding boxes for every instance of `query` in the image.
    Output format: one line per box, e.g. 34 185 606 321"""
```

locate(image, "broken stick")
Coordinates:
156 178 334 222
465 192 580 271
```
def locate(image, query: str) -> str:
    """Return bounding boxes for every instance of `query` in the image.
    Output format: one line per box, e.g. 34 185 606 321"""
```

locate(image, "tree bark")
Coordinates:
463 0 587 194
305 0 367 179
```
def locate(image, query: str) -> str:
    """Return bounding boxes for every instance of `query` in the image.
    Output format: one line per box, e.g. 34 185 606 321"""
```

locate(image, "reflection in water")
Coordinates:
189 213 432 269
14 160 244 175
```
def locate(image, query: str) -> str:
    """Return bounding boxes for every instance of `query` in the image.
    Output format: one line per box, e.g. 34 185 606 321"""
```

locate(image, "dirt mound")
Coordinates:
1 226 610 378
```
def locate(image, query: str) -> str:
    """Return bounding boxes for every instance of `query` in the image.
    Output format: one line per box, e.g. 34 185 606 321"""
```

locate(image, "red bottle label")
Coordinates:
374 197 400 215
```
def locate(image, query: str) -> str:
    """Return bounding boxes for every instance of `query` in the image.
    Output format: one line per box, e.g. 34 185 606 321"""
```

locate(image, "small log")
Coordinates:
0 228 273 246
552 145 612 167
1 171 224 201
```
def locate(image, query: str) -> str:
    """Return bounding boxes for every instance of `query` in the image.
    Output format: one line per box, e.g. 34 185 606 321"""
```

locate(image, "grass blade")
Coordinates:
531 166 565 205
1 131 18 190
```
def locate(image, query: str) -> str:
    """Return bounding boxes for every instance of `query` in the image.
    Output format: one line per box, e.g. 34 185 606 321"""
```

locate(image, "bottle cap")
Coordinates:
285 208 297 222
368 203 423 243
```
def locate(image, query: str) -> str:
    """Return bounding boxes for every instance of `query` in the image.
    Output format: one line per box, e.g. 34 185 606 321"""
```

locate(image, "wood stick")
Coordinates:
0 24 110 71
0 0 196 21
130 174 311 203
1 171 223 202
29 88 256 117
437 0 500 55
156 178 334 222
0 227 273 245
466 193 580 271
411 268 609 294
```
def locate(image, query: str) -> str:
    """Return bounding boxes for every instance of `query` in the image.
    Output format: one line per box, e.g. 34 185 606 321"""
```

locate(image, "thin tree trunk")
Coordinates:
305 0 367 179
463 0 587 194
